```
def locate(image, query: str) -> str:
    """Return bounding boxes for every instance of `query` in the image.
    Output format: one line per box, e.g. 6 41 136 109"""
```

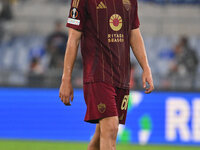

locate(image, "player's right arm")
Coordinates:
59 28 82 106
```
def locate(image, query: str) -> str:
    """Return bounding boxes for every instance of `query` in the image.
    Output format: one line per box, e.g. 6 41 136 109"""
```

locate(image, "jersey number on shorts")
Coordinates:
121 95 129 110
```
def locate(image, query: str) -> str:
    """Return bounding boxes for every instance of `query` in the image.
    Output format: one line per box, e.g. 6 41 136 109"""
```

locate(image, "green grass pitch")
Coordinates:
0 140 199 150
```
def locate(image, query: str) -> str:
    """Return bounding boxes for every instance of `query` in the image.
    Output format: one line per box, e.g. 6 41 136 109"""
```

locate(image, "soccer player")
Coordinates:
59 0 154 149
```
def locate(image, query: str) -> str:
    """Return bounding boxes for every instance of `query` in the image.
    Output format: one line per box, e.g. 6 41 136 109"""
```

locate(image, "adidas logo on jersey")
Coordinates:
97 2 107 9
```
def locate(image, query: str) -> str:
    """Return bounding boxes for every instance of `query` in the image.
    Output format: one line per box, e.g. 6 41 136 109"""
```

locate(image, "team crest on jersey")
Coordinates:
70 7 79 19
123 0 131 11
97 103 106 113
109 14 123 31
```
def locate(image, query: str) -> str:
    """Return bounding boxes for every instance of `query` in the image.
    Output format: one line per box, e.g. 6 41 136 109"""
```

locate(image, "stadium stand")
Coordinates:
0 0 199 90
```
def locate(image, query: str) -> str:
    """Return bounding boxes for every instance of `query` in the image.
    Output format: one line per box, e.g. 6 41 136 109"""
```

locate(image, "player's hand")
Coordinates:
59 79 74 106
142 67 154 94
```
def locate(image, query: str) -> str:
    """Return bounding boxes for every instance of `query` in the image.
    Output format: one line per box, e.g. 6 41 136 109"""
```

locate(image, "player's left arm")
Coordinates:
130 28 154 93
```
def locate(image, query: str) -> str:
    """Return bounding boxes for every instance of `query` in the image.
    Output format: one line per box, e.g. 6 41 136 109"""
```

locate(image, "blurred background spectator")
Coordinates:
0 0 13 21
0 0 14 42
168 36 198 89
46 20 68 68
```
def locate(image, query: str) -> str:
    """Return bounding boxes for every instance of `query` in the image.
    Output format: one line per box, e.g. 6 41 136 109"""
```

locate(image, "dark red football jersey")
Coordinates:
67 0 140 89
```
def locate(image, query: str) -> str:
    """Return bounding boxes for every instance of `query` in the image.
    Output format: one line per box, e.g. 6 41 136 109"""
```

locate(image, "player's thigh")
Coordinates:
99 116 119 137
90 124 100 145
94 124 100 138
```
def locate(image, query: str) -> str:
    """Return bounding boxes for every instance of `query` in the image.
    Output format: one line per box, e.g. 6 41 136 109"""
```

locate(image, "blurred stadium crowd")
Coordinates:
0 0 199 91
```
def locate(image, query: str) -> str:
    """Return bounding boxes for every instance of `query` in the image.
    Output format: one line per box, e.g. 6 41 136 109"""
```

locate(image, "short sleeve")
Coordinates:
131 0 140 30
66 0 86 31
